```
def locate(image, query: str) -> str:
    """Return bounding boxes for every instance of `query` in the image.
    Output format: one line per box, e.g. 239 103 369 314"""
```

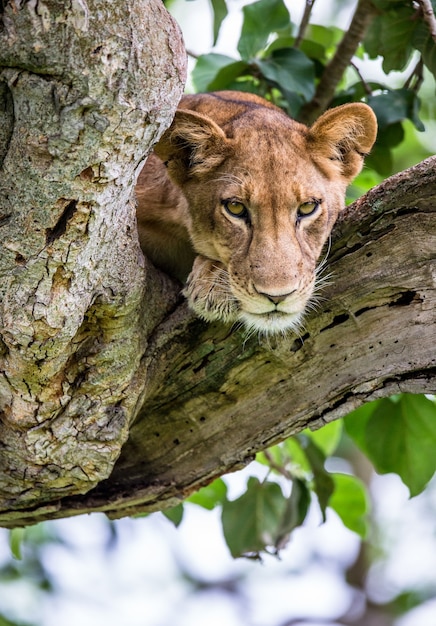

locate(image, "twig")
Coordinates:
294 0 317 49
417 0 436 44
350 60 373 96
263 450 294 481
298 0 378 125
404 55 424 91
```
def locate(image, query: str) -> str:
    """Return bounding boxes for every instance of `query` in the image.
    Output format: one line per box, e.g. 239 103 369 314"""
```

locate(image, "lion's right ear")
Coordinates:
154 109 232 183
308 103 377 182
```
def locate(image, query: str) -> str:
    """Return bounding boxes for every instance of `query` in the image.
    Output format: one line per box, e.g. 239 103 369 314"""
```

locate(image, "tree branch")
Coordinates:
404 56 424 91
294 0 317 49
1 156 435 527
298 0 378 124
418 0 436 44
350 61 373 96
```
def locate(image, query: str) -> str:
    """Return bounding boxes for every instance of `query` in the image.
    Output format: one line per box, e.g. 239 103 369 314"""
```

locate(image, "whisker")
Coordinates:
316 236 332 274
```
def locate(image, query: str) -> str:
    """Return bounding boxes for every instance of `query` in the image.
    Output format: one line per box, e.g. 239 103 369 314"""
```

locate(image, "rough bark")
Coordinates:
0 0 186 513
1 151 435 526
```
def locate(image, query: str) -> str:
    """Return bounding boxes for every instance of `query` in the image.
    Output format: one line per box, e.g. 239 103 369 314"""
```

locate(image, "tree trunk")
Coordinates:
0 0 186 517
0 3 435 530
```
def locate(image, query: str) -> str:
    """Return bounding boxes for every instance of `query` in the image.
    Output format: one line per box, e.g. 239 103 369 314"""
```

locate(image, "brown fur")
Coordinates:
136 91 377 334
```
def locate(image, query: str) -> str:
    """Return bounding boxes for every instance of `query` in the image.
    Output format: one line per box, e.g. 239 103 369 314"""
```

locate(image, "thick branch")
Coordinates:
1 156 435 527
298 0 378 124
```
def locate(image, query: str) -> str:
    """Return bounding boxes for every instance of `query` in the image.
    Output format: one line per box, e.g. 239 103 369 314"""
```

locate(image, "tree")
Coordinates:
0 0 435 540
0 0 186 518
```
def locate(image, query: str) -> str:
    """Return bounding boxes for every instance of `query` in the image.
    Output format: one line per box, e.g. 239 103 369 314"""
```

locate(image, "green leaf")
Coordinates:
364 8 418 72
332 81 385 107
300 24 344 60
282 437 311 475
280 91 305 118
343 399 381 443
222 477 291 557
192 53 238 92
365 144 394 176
297 435 334 520
275 478 311 549
298 39 327 63
264 36 295 56
237 0 291 60
368 91 405 127
347 395 436 496
376 121 405 148
303 419 343 457
257 438 311 479
206 60 252 91
163 503 184 527
347 167 384 203
210 0 228 46
329 473 370 538
9 528 25 560
413 20 436 81
364 118 405 175
368 89 424 131
187 478 227 510
255 48 315 101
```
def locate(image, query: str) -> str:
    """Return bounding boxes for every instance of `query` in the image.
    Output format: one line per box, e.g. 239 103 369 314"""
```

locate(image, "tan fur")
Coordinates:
136 91 377 334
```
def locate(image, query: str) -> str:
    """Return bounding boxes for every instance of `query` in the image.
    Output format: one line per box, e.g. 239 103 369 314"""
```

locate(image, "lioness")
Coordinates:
136 91 377 334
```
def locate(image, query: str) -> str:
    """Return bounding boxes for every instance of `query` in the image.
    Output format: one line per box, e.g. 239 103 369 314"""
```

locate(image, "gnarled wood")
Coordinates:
1 154 435 527
0 0 186 511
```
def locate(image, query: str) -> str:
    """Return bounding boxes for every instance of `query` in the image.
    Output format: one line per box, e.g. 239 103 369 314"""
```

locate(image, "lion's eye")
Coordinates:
297 200 320 218
223 200 248 219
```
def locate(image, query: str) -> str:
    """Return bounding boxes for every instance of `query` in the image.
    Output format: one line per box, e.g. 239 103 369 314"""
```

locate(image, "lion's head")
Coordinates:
151 91 377 334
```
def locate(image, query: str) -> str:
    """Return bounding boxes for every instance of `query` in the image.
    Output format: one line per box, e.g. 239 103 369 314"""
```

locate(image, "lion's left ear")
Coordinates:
308 103 377 182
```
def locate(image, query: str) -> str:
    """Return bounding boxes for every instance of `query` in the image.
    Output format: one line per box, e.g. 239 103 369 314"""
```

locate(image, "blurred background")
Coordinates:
1 466 436 626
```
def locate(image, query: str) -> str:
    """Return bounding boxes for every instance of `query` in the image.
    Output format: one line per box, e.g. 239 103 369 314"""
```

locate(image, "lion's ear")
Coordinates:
308 103 377 182
154 109 232 183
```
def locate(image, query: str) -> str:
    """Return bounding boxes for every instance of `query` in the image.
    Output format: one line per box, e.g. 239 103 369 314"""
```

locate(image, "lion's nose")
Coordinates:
257 290 296 305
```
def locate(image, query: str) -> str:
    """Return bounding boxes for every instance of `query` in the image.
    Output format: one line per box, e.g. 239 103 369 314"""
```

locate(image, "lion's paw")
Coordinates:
183 256 240 324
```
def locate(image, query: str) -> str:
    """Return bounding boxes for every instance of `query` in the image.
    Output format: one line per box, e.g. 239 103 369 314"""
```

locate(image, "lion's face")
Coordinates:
183 140 344 334
154 92 377 334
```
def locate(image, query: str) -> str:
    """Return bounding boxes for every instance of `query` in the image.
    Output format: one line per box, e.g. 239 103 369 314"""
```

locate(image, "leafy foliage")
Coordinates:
345 395 436 496
191 0 435 170
210 0 227 45
365 0 436 78
222 476 310 558
165 395 436 560
187 476 227 509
